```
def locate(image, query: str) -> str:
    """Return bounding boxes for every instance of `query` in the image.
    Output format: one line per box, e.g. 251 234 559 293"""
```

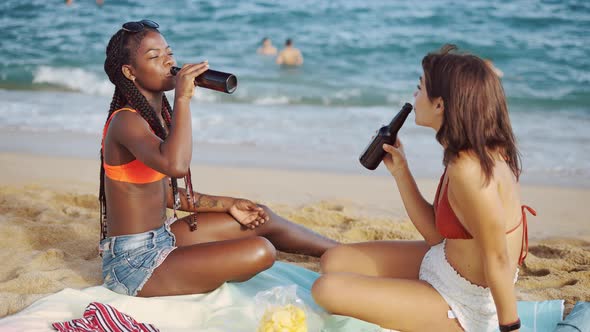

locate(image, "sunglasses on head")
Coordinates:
122 19 159 33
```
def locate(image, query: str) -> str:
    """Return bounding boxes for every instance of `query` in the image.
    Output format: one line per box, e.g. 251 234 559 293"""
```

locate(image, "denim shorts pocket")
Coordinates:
125 249 159 270
103 266 129 295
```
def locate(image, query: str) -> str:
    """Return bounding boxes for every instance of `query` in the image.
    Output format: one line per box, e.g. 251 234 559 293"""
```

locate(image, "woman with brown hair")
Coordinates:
312 45 535 332
99 19 337 298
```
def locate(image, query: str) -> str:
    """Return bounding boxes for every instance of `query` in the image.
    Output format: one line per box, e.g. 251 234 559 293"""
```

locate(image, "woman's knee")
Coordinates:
230 237 276 282
247 236 277 269
257 203 270 214
258 204 273 221
256 204 280 231
320 245 350 274
311 274 342 310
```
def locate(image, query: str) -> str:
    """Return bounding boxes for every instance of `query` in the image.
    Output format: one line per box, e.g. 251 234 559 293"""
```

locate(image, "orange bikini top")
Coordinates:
101 108 166 184
434 168 536 265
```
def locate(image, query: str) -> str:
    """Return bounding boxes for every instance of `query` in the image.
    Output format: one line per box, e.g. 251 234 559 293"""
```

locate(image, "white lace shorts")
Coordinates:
419 240 518 332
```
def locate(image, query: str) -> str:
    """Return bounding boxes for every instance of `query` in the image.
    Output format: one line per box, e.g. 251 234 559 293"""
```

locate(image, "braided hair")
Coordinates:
100 27 195 240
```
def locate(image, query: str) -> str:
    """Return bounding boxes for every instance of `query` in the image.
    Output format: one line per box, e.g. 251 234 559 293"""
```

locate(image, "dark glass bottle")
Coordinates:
170 66 237 94
359 103 413 170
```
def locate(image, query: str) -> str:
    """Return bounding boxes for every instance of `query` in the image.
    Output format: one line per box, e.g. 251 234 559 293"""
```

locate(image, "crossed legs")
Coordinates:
138 205 337 296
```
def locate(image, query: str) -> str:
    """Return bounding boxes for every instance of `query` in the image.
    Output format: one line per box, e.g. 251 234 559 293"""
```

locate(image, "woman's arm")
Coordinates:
108 63 209 178
446 158 519 327
392 166 443 246
166 185 268 228
383 141 443 245
166 185 236 213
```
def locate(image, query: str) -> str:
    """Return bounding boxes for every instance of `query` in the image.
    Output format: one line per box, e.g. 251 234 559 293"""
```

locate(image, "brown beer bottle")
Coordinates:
359 103 412 170
170 66 237 94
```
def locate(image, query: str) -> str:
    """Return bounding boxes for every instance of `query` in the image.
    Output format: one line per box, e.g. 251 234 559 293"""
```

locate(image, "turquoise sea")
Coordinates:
1 0 589 186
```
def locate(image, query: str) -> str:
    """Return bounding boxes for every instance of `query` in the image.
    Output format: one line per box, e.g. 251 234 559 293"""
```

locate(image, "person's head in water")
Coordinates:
100 20 193 239
415 44 520 184
257 37 277 55
276 38 303 66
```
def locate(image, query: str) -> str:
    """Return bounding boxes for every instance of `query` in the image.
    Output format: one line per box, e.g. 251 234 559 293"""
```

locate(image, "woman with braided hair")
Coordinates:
99 20 338 297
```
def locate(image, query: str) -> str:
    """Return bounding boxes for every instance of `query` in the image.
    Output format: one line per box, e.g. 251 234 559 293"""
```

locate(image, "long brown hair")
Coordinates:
100 27 194 240
422 44 521 184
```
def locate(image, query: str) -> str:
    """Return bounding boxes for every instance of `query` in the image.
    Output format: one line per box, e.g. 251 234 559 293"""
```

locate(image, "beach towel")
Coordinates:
515 300 565 332
554 302 590 332
0 262 567 332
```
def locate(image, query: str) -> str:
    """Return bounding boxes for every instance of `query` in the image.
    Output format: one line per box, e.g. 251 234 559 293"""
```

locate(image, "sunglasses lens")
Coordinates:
122 21 144 32
140 20 159 29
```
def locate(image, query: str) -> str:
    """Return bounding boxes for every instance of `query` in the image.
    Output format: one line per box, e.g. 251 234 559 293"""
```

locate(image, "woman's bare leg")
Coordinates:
139 236 276 296
139 206 337 296
311 241 463 330
172 205 338 257
312 273 463 331
320 240 430 278
256 205 338 256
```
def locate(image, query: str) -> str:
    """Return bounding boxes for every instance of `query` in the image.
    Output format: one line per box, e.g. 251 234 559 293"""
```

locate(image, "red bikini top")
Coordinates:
101 108 166 184
434 168 536 265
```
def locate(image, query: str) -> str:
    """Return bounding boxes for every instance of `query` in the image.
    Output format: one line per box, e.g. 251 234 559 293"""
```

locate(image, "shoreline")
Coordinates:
1 125 589 190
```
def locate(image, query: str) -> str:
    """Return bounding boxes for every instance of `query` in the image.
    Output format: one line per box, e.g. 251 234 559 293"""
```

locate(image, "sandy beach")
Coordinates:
0 152 589 319
1 1 588 329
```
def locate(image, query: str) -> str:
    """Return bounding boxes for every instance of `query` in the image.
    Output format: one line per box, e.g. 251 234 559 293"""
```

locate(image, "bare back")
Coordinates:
445 159 524 287
276 48 303 66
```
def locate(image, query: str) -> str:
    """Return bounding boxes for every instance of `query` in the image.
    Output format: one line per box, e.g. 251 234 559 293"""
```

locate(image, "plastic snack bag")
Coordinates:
255 285 309 332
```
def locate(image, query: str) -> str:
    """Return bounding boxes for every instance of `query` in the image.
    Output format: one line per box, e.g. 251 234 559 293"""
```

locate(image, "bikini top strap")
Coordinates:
101 108 138 149
434 167 448 210
518 205 537 265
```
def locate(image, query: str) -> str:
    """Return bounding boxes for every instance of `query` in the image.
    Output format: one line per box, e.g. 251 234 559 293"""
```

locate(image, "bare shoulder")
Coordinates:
447 152 505 231
447 151 486 188
108 110 152 139
110 110 145 128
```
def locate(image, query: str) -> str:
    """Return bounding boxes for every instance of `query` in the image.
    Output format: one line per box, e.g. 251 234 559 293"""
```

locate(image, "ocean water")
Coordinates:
0 0 589 186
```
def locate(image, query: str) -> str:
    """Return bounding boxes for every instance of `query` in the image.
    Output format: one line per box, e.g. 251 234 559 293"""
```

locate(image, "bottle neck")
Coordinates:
386 108 411 132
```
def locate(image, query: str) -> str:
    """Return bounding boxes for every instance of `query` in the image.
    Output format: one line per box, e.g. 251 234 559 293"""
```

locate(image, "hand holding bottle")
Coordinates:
359 103 412 170
173 61 210 101
171 64 237 94
382 138 408 176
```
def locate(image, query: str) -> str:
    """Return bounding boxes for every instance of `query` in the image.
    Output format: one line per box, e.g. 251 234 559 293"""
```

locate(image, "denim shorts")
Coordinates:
99 218 177 296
